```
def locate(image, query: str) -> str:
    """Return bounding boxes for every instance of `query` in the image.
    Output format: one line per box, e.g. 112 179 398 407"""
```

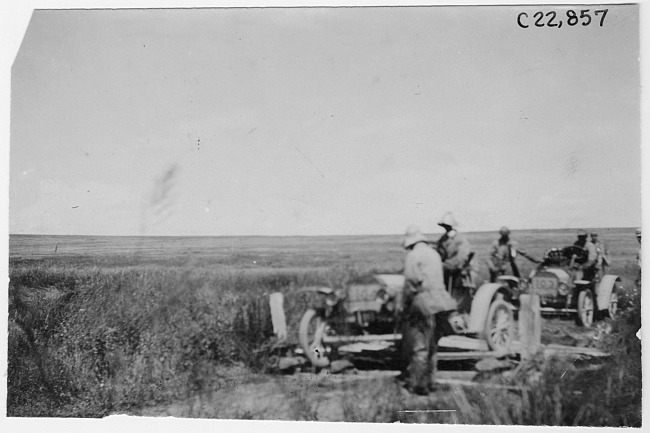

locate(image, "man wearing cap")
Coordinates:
574 230 598 281
400 225 456 395
591 232 610 277
436 212 475 313
487 227 539 282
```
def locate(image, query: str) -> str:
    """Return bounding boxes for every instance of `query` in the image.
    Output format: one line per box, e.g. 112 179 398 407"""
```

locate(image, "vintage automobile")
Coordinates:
510 245 621 327
298 274 515 368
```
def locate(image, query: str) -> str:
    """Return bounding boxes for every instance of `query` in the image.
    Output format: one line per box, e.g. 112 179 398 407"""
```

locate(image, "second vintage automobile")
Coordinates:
298 274 515 368
508 245 621 327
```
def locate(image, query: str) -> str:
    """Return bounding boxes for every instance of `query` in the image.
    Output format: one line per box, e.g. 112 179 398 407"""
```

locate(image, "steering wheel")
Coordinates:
560 245 588 265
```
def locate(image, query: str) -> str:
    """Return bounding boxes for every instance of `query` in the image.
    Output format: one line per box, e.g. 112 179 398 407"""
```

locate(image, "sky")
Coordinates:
7 4 642 236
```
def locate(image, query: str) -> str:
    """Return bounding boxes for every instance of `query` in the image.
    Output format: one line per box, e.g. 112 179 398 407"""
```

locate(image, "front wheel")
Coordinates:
299 309 331 368
484 299 514 352
607 290 618 320
576 290 594 328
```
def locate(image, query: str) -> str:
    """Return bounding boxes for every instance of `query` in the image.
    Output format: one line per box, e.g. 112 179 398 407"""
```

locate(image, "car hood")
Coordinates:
531 267 572 284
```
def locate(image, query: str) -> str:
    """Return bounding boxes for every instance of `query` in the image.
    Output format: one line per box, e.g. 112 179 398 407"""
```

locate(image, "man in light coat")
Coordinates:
591 232 610 277
436 212 475 313
401 225 457 395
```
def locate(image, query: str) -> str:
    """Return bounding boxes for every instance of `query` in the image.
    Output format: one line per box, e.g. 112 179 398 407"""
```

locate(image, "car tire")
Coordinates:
576 290 594 328
607 290 618 320
484 299 514 352
299 309 331 368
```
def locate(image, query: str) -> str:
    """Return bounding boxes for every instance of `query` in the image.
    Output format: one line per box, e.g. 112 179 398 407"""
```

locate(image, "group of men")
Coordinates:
398 213 638 396
399 212 479 395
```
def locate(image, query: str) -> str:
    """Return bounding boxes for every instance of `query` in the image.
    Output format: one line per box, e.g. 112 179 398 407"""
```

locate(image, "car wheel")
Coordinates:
608 290 618 320
576 290 594 328
485 299 514 352
299 309 331 368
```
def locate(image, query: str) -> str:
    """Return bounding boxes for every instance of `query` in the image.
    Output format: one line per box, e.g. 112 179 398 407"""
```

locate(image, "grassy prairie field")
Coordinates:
7 228 641 423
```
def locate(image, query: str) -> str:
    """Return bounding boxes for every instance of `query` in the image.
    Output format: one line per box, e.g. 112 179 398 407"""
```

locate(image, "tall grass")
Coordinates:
7 257 384 416
7 228 642 423
445 299 641 426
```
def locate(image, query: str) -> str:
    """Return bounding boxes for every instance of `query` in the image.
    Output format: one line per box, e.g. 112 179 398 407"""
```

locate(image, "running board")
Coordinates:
322 333 402 343
540 307 578 313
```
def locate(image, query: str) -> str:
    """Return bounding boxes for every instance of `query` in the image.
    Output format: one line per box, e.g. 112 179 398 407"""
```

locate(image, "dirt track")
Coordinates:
134 316 610 421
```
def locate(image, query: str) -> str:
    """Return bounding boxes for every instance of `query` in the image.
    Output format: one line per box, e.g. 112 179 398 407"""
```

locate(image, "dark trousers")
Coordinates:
582 265 597 282
445 270 472 314
489 268 506 283
401 311 436 393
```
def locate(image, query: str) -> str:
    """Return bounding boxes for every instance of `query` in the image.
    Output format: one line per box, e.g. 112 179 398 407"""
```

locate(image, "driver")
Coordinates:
400 225 456 396
573 230 598 281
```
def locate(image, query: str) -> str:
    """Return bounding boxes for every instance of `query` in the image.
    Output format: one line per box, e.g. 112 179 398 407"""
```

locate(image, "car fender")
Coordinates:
297 286 334 295
467 282 511 333
596 275 620 311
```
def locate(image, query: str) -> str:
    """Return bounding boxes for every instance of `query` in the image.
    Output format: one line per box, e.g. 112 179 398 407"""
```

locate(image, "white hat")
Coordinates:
403 225 427 248
438 212 458 228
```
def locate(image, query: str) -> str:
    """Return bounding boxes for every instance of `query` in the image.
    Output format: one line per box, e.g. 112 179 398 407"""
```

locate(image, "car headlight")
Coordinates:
558 283 569 296
375 289 389 304
519 280 529 291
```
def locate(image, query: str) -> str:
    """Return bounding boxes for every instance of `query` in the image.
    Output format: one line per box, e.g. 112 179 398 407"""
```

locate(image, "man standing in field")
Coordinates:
400 225 456 396
573 230 598 281
486 226 539 282
436 212 475 313
591 232 610 277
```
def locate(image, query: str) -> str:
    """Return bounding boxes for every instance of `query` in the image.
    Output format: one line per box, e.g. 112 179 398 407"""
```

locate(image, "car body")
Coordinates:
512 245 620 327
298 274 515 367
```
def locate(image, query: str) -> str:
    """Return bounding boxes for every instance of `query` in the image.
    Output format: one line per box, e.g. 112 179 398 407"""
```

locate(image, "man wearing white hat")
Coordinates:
436 212 475 313
400 225 456 395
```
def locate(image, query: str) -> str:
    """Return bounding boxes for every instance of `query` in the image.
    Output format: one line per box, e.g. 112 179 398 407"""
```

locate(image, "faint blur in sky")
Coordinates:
9 6 641 236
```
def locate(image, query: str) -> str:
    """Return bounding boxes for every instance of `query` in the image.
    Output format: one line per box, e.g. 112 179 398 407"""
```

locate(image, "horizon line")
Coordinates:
8 226 640 238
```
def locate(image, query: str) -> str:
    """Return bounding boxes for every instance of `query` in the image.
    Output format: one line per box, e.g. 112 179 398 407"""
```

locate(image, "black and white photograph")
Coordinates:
3 1 645 427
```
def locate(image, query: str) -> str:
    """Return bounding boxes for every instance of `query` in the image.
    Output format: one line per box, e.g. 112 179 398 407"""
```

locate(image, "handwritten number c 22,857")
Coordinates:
517 9 608 28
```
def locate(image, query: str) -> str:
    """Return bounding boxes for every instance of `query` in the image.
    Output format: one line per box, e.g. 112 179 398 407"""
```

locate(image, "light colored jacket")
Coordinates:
488 239 515 271
594 240 610 267
438 230 473 273
402 242 457 315
488 238 537 271
574 240 598 268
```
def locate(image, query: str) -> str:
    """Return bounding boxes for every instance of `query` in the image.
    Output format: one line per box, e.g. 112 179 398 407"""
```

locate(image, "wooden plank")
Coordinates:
338 341 394 353
435 370 478 381
269 292 287 342
435 351 508 361
518 294 542 360
322 333 401 343
543 344 610 358
438 335 488 351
